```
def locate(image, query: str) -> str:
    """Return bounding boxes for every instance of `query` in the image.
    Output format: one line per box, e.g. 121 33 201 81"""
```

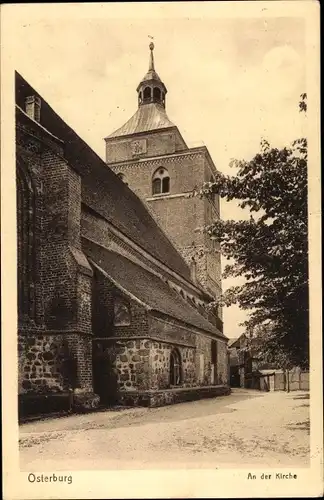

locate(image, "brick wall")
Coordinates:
41 149 77 329
217 340 229 385
105 128 183 164
195 335 212 385
91 268 149 339
16 136 45 326
17 122 96 399
108 150 222 307
91 269 114 337
195 335 228 386
109 152 205 201
148 316 196 347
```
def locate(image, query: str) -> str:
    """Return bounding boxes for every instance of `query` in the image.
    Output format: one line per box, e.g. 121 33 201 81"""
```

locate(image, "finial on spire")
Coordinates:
149 42 155 71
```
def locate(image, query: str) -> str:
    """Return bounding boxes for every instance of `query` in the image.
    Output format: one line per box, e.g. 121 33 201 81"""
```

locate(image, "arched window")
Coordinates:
17 161 36 320
152 167 170 195
153 87 161 101
170 348 182 386
113 297 131 326
143 87 151 101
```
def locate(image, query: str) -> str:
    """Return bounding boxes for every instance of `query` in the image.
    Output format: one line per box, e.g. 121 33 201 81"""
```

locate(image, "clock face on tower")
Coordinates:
131 139 147 156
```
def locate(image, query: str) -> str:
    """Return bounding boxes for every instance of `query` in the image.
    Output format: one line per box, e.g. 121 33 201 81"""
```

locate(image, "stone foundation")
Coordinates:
19 391 73 419
72 389 100 412
118 384 231 408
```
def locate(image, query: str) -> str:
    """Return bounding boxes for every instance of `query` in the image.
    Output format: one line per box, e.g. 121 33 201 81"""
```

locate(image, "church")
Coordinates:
16 43 230 417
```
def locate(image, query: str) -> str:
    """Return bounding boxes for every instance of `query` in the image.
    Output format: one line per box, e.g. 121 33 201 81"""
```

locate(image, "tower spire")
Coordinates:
137 42 167 108
149 42 155 71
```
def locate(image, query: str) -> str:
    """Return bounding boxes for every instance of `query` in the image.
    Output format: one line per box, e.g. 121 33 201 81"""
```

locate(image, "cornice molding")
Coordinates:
146 192 191 202
108 148 206 169
150 314 226 342
93 336 196 349
104 125 177 142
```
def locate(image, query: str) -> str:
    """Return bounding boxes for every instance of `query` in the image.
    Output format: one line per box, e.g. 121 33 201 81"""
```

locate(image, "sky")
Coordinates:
8 4 307 338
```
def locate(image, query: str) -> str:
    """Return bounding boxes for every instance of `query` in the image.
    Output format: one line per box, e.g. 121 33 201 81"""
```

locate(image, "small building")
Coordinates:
228 334 274 388
228 334 308 392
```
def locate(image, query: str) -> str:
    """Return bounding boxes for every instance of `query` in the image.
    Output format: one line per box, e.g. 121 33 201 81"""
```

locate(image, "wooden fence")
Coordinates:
245 368 309 392
273 370 309 392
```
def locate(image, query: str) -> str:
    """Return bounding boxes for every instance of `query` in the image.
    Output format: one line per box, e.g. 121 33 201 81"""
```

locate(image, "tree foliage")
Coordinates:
198 95 308 368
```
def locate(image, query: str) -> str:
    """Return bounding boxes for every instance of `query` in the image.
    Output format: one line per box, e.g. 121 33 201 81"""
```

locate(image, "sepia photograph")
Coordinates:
1 2 322 499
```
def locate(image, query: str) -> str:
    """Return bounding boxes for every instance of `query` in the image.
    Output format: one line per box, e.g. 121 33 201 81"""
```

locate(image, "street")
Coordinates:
20 389 310 470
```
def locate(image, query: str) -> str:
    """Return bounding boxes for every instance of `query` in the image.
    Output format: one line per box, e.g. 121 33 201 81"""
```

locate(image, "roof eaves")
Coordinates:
104 124 178 142
89 258 151 311
149 308 225 340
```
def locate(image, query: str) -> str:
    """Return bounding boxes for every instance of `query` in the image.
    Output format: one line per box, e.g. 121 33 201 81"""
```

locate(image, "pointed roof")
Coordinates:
106 42 174 139
137 42 163 88
106 102 175 139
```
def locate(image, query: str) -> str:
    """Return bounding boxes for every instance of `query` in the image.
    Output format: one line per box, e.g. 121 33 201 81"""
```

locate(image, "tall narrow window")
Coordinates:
162 176 170 193
211 339 217 365
152 167 170 195
152 178 161 195
17 161 36 320
170 348 182 386
153 87 161 101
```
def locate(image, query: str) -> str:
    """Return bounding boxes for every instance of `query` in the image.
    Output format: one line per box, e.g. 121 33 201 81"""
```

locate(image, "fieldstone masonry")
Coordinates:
18 334 66 394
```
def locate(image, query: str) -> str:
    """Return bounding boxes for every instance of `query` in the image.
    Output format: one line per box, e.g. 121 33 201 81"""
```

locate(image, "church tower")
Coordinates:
105 43 223 325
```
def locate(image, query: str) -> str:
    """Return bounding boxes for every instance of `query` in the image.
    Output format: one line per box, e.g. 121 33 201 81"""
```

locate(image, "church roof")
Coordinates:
83 240 225 338
15 72 191 283
106 102 175 139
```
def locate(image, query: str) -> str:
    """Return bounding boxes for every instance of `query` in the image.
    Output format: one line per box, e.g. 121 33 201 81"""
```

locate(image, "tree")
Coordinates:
198 94 308 369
